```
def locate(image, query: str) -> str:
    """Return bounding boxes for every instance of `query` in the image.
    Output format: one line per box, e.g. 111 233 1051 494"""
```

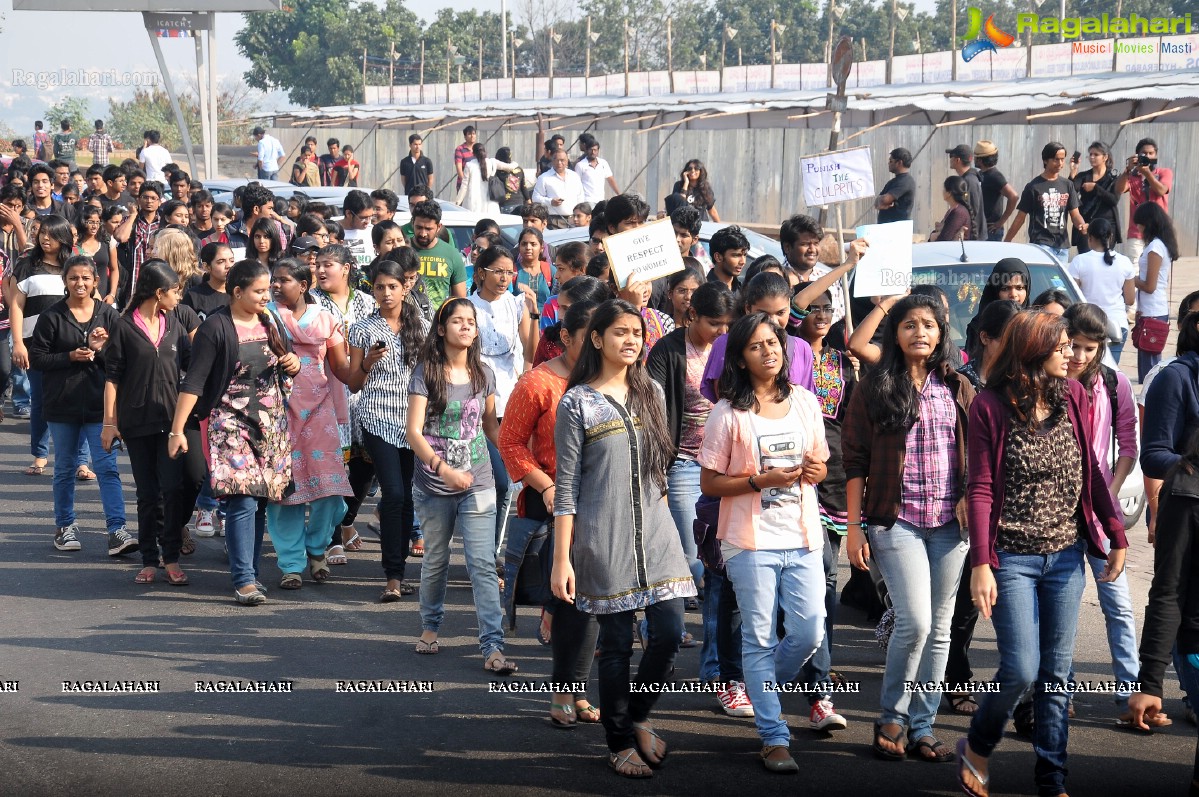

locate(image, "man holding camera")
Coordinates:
1115 137 1172 262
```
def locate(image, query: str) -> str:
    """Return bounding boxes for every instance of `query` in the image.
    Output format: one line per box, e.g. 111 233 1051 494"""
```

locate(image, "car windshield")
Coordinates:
913 262 1079 348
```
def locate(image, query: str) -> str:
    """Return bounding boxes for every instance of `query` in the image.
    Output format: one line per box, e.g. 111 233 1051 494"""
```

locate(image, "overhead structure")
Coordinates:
14 0 283 180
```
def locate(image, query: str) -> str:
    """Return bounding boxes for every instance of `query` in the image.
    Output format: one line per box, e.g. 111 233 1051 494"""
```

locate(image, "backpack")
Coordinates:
513 521 554 607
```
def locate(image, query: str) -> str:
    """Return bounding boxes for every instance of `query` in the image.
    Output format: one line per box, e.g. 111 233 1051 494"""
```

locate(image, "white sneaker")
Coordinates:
717 680 755 718
194 509 217 538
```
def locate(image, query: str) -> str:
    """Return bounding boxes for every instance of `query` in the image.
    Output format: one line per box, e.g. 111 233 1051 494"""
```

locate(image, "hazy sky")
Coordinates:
0 0 937 136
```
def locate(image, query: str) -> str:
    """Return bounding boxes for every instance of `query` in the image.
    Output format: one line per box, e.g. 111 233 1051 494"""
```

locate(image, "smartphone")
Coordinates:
1071 151 1081 164
373 341 387 350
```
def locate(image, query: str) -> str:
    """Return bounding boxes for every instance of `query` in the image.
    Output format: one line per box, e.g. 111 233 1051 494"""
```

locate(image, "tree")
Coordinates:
236 0 423 107
43 97 93 133
107 83 262 152
420 9 513 82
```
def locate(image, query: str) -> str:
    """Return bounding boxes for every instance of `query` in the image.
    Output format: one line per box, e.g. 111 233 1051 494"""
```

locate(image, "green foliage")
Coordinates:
43 97 92 133
107 85 262 152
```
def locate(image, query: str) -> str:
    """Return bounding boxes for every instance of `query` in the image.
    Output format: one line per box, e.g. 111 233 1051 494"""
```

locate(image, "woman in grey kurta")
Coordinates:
552 299 696 780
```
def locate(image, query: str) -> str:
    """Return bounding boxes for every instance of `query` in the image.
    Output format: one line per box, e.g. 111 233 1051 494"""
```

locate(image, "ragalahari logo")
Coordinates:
961 7 1016 61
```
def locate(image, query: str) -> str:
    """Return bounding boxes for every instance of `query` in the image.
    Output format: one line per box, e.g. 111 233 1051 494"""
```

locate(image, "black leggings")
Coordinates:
330 453 376 547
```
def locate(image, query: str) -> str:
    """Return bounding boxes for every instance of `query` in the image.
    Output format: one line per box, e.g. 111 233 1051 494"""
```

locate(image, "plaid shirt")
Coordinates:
898 373 960 528
88 132 114 167
842 365 973 529
130 214 160 297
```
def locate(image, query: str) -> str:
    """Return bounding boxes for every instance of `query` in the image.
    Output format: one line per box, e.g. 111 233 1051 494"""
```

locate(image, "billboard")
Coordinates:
14 0 280 10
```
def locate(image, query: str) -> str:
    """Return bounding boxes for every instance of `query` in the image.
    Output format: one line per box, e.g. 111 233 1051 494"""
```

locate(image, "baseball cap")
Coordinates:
974 140 999 158
945 144 973 161
290 235 321 253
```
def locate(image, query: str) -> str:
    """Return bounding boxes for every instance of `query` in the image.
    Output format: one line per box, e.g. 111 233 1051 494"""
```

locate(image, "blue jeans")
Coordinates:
699 566 723 682
986 228 1004 242
224 495 267 589
257 169 278 180
868 518 967 740
47 422 126 532
1075 547 1140 707
801 527 843 703
27 367 49 458
414 487 505 658
1049 247 1070 266
487 438 513 556
1109 327 1129 368
724 546 826 747
666 458 704 590
968 541 1086 796
1137 314 1169 383
195 474 219 511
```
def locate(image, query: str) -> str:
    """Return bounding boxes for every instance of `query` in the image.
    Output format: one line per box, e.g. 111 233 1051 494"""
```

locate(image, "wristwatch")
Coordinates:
748 475 762 492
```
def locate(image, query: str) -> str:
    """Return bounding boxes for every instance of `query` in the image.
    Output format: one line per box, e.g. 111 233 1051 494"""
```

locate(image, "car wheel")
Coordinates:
1121 492 1146 529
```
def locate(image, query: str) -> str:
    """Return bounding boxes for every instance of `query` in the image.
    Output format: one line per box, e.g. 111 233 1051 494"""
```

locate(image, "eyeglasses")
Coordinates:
809 304 835 315
1054 342 1074 356
481 267 516 278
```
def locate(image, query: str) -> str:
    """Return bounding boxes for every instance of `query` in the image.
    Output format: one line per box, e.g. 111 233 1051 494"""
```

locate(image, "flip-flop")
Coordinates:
483 654 518 675
308 556 330 582
410 540 425 557
326 545 348 565
163 566 189 586
134 567 156 584
575 703 600 723
608 750 652 779
873 721 906 761
415 639 439 655
75 465 97 482
908 736 955 763
549 703 577 729
24 462 47 476
537 608 552 646
343 531 362 551
948 694 980 715
956 738 989 797
632 722 667 767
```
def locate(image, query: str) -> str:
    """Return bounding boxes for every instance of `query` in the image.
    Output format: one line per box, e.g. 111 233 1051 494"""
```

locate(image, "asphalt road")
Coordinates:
0 408 1195 797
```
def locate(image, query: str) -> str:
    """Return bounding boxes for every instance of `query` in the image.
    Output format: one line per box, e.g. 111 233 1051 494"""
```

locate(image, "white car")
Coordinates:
544 220 784 262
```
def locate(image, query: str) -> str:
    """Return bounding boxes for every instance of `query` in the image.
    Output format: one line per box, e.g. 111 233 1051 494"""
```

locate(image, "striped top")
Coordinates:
347 310 428 449
13 258 65 339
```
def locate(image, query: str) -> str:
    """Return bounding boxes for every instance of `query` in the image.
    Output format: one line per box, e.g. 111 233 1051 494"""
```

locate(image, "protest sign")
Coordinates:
851 220 913 298
800 146 875 206
605 218 685 288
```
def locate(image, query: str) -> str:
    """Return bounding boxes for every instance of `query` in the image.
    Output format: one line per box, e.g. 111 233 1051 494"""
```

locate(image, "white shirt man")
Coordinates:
254 127 285 180
139 141 172 183
532 151 585 229
574 142 618 205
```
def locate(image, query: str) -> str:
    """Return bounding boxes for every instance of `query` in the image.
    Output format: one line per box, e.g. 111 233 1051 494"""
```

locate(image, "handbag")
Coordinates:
1131 314 1169 354
487 174 508 203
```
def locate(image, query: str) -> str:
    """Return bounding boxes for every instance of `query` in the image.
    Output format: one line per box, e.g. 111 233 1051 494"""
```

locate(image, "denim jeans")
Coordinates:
868 518 967 741
967 540 1087 796
27 367 49 459
195 474 219 511
0 329 11 407
414 487 505 658
224 495 267 589
946 560 980 684
47 421 126 532
1049 247 1070 266
801 528 843 703
257 169 279 181
362 432 414 581
699 566 724 682
666 458 704 590
594 599 684 753
724 546 826 747
487 437 513 556
550 599 600 700
1074 547 1140 707
986 228 1004 242
10 365 30 411
1109 327 1129 368
1137 314 1169 383
267 496 346 576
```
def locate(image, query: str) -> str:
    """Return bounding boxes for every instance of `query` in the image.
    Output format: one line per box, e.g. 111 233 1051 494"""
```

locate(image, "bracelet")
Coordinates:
540 485 554 495
103 423 118 429
747 475 761 492
360 362 370 374
846 521 862 527
168 432 184 438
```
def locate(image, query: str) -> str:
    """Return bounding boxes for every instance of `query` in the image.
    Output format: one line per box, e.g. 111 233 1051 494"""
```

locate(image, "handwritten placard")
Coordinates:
851 220 913 298
800 146 876 206
604 218 685 288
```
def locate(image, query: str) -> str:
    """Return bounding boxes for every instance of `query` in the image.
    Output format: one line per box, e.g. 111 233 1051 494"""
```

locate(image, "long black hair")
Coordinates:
718 312 791 412
126 258 179 313
543 275 613 347
250 216 283 264
419 297 489 422
28 213 73 268
965 298 1021 365
271 256 315 306
1063 302 1109 386
690 280 736 320
227 259 288 358
1133 202 1179 261
1087 217 1118 265
372 250 426 369
568 299 674 490
861 294 952 431
738 271 791 317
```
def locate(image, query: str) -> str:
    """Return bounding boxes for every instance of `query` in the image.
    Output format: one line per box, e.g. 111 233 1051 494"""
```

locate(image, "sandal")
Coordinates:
308 556 330 583
24 460 47 476
75 464 97 482
134 567 156 584
632 723 667 767
908 735 955 763
410 539 425 557
549 703 577 729
279 573 303 590
326 545 348 565
608 749 652 779
948 693 980 715
537 608 552 646
575 702 600 723
956 738 989 797
343 531 362 551
415 638 439 655
679 631 700 648
180 528 196 556
873 721 906 761
483 653 519 675
163 565 189 586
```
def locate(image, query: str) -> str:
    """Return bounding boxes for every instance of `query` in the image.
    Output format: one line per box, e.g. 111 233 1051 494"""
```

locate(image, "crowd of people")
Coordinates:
2 117 1197 796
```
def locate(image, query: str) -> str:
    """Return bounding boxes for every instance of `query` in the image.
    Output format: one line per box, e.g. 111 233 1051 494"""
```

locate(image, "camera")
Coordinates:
1137 153 1153 167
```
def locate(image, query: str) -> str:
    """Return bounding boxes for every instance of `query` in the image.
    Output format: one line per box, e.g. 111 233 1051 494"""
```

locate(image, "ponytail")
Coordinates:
1088 218 1116 266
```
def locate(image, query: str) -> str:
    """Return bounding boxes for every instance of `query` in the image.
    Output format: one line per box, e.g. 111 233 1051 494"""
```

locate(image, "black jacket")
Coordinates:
1139 465 1199 697
104 310 191 439
28 300 119 424
179 306 292 423
646 327 690 450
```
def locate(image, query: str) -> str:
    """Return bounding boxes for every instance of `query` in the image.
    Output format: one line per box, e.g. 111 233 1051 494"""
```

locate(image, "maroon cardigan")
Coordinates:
966 379 1128 569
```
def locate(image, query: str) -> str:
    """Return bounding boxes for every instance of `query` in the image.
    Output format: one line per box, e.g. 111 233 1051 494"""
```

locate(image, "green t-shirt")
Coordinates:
416 238 466 310
53 132 77 163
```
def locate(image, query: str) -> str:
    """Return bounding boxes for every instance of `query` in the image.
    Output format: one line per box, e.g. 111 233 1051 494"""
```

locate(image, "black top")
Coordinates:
877 172 915 224
181 280 232 322
1016 175 1079 250
103 309 191 438
1071 168 1122 248
98 192 134 213
667 180 714 221
179 306 292 423
961 167 987 242
400 155 435 191
645 327 689 449
28 299 120 424
979 167 1008 226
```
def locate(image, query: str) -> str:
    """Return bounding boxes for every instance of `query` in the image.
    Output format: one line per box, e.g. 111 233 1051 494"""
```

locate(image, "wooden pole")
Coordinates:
624 20 630 97
720 23 727 92
549 27 555 98
887 0 896 83
478 38 484 83
362 47 368 104
389 41 395 104
446 36 452 100
667 17 674 93
585 16 592 79
419 40 425 104
826 1 836 87
511 32 518 97
770 20 777 89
